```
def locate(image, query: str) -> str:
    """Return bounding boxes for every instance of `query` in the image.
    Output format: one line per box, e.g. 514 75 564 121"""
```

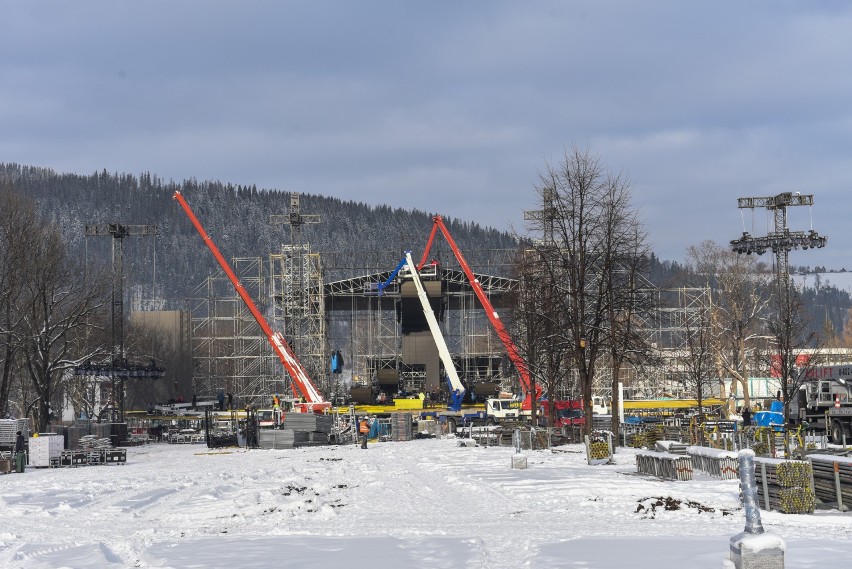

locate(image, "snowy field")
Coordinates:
2 438 852 568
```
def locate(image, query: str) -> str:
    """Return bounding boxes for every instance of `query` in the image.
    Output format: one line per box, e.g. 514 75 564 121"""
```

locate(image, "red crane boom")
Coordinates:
173 191 329 413
417 215 540 407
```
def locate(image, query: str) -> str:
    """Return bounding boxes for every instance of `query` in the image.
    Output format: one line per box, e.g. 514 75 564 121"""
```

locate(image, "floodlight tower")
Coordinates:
84 223 158 421
729 192 827 303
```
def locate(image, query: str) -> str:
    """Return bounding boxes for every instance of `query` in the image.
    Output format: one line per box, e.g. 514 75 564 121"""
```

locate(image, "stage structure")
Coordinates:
323 262 517 404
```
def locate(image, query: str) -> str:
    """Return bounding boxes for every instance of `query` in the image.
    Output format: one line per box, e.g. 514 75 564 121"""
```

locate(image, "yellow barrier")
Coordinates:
393 399 424 410
623 398 725 410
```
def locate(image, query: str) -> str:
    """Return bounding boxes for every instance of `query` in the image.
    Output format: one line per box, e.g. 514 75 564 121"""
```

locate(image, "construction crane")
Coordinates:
417 215 541 408
173 191 330 413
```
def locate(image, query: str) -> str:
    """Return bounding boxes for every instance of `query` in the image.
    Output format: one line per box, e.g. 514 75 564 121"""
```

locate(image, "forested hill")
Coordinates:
1 163 519 306
3 163 849 337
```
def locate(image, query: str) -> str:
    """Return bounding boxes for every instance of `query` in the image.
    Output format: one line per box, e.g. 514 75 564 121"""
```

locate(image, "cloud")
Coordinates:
1 1 851 267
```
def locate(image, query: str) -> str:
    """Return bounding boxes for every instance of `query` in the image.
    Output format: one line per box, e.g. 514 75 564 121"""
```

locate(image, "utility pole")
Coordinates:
83 223 158 422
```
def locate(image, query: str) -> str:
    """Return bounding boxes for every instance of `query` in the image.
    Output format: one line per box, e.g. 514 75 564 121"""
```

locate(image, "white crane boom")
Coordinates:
403 252 465 398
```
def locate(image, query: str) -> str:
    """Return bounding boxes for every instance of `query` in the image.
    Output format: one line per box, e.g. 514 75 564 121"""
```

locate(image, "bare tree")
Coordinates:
687 241 771 409
523 146 648 434
15 218 107 431
0 186 38 417
512 248 571 426
768 282 818 424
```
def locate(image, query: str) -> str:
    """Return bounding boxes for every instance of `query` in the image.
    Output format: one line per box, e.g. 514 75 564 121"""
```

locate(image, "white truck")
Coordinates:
423 397 523 433
790 364 852 444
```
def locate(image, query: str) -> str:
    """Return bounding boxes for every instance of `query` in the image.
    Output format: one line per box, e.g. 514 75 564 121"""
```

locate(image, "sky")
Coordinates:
3 435 852 568
2 2 851 267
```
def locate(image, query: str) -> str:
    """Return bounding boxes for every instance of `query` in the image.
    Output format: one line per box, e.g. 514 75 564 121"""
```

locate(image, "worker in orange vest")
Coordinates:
359 417 370 449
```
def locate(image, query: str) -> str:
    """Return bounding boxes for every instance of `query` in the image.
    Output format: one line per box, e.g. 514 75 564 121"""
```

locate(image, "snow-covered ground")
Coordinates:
2 438 852 568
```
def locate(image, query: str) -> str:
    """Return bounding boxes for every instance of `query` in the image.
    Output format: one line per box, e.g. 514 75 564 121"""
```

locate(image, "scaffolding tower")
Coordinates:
189 257 282 407
269 246 327 395
268 192 328 397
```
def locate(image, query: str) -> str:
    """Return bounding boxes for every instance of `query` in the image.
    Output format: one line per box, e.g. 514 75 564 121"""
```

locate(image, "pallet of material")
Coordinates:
636 451 693 481
281 414 333 433
753 457 815 514
687 446 739 479
0 419 29 448
0 458 12 473
663 425 688 442
79 435 113 450
655 440 688 454
392 413 413 441
807 453 852 511
258 429 313 449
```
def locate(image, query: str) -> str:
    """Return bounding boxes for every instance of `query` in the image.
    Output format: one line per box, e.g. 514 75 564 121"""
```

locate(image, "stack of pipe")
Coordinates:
753 457 815 514
807 454 852 511
636 451 694 481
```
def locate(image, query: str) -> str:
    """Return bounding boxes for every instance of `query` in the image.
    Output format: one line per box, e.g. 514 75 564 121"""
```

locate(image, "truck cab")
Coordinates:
791 366 852 444
485 398 520 422
550 400 585 427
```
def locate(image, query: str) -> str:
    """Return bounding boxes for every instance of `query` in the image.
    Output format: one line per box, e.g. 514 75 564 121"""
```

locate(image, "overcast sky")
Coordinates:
2 1 850 267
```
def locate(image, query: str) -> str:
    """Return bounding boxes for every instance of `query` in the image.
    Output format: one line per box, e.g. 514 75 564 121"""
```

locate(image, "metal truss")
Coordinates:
269 245 327 396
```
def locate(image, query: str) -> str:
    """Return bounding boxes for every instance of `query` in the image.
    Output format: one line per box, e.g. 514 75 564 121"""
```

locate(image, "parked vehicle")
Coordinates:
789 364 852 444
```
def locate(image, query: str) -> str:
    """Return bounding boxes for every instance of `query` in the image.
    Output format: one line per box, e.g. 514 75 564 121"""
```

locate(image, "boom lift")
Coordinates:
397 252 466 411
417 216 541 408
173 191 330 414
388 252 520 431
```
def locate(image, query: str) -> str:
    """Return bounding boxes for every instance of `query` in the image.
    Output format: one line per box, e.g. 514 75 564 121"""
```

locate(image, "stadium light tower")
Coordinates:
730 192 827 303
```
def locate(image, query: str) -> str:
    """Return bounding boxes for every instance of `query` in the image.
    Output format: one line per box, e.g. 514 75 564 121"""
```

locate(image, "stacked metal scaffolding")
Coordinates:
189 257 282 406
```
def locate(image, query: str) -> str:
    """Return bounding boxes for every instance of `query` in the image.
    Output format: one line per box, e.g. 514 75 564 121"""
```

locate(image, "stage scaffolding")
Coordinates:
189 244 521 406
628 285 715 399
324 265 517 393
189 257 282 408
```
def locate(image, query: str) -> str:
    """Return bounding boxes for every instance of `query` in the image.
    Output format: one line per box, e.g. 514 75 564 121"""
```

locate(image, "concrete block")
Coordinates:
729 532 785 569
512 454 528 469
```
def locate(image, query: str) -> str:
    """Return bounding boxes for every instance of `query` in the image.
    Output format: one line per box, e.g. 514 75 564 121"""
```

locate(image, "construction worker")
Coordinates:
359 416 370 449
272 393 281 426
14 431 26 473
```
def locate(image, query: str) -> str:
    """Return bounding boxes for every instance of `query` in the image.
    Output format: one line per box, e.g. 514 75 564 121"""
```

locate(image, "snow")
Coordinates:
687 446 738 459
731 531 786 553
3 438 852 568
